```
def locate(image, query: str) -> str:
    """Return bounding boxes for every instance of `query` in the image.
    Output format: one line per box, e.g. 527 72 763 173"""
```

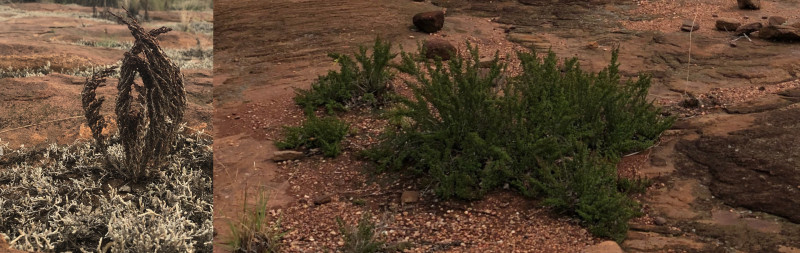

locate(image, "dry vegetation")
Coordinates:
0 9 212 252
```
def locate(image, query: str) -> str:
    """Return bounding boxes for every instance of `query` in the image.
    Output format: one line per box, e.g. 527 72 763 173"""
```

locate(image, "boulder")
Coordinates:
736 0 760 9
423 39 456 60
584 241 624 253
768 16 786 26
715 18 741 31
735 22 763 35
413 11 445 33
272 150 304 162
759 25 800 41
680 19 700 32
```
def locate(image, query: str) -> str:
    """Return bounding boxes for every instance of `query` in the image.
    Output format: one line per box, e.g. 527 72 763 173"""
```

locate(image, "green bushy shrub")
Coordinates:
534 149 637 242
366 43 673 241
275 116 350 157
365 45 510 199
294 38 396 115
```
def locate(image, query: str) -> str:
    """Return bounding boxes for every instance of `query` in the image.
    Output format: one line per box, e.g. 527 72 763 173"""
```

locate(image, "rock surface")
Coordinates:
583 241 624 253
413 11 445 33
272 150 304 162
768 16 787 26
760 25 800 41
676 106 800 223
735 22 763 35
680 19 700 32
715 18 741 31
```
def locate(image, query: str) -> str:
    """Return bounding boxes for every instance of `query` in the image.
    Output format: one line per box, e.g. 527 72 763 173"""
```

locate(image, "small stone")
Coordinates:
423 39 456 60
119 185 131 193
313 195 332 205
736 22 763 35
681 96 700 108
586 41 600 49
736 0 760 9
583 241 624 253
680 19 700 32
768 16 787 26
651 156 667 167
654 216 668 225
715 18 741 31
272 150 304 162
401 191 420 204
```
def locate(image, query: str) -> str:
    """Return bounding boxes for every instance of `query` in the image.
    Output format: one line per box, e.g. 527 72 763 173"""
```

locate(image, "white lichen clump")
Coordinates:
0 129 212 252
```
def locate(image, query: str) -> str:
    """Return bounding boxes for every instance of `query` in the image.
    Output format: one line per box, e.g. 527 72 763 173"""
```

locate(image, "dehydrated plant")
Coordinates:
81 10 187 180
228 190 286 253
0 130 213 252
336 213 384 253
82 66 117 150
336 212 408 253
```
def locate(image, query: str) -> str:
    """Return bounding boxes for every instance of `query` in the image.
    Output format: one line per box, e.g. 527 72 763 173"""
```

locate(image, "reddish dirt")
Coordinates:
0 3 212 148
213 0 800 252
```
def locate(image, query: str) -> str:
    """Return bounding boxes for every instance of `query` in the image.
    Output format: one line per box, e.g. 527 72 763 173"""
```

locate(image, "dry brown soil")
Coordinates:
213 0 800 252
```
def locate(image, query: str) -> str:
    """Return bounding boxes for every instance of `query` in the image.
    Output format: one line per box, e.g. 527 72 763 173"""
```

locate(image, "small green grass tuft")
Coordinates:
228 191 286 253
275 115 350 157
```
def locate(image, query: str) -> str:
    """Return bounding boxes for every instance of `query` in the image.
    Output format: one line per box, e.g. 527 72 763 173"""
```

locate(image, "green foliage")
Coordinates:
617 176 652 195
275 115 350 157
367 43 673 241
534 149 637 242
336 213 385 253
294 38 396 115
228 191 286 253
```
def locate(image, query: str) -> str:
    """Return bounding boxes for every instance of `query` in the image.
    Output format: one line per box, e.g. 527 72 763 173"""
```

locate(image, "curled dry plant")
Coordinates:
82 10 186 180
